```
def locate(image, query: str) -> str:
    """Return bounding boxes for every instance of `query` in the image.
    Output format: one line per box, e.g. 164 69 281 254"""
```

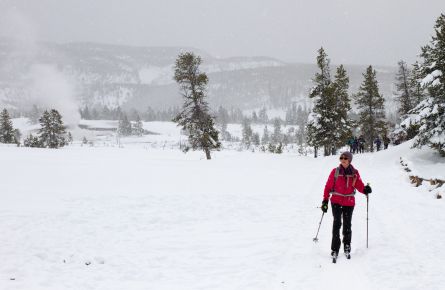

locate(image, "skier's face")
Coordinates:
339 155 350 167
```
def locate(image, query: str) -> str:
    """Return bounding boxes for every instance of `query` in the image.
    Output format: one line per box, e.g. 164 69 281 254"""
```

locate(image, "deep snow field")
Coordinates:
1 121 445 290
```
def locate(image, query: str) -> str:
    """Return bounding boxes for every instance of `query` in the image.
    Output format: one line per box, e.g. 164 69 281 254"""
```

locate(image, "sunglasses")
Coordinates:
339 156 349 160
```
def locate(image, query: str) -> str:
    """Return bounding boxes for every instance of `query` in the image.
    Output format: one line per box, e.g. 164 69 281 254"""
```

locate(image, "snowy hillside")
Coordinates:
0 38 397 112
1 139 444 290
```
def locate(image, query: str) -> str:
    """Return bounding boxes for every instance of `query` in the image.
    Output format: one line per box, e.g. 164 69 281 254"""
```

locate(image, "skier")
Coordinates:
321 151 372 262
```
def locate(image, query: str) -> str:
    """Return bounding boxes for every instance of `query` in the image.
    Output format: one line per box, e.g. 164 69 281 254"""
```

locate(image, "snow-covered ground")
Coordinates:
1 127 444 289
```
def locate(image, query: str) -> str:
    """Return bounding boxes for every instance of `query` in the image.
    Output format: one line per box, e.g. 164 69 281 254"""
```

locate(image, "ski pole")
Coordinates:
366 186 369 248
313 212 325 243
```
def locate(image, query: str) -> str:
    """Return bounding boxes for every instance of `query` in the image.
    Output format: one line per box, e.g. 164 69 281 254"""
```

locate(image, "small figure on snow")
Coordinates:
374 137 382 151
383 135 390 150
358 136 365 153
320 151 372 262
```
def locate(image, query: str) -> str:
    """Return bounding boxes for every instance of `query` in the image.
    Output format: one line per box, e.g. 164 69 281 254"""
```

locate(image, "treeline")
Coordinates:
391 13 445 156
77 103 310 127
78 106 180 122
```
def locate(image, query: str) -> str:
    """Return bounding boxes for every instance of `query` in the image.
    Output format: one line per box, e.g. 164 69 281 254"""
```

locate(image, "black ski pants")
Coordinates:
331 203 354 253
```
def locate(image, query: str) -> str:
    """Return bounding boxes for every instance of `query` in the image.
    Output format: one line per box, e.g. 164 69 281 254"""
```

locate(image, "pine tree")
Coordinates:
132 114 144 136
355 66 386 152
285 103 297 125
331 65 353 149
172 52 220 160
306 47 335 157
0 109 17 144
261 125 270 144
275 142 283 154
409 61 426 104
258 107 268 124
216 106 230 140
252 132 260 146
117 113 132 136
272 118 282 144
251 111 259 124
23 134 41 147
241 118 253 147
409 14 445 155
395 60 413 117
38 109 68 148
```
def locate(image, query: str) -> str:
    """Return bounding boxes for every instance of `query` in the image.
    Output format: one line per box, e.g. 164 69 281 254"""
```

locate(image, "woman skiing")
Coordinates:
321 151 372 262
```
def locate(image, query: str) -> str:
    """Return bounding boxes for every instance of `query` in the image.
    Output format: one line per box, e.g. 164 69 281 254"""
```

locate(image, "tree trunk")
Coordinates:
314 147 318 158
323 145 329 157
204 148 211 160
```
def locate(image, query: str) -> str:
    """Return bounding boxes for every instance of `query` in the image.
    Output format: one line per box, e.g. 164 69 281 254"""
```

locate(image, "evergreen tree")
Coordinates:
117 113 132 136
306 47 335 157
252 132 260 146
172 52 220 160
38 109 68 148
275 142 283 154
23 134 41 147
132 114 144 136
251 111 259 124
261 125 270 144
82 106 92 120
285 103 297 125
258 107 269 124
0 109 17 144
355 66 386 152
395 60 413 117
272 118 282 144
241 118 253 147
409 14 445 155
331 65 353 149
409 61 426 104
216 106 230 140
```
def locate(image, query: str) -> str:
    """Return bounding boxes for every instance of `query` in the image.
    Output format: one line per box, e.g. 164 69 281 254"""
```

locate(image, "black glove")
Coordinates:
364 184 372 195
321 200 329 213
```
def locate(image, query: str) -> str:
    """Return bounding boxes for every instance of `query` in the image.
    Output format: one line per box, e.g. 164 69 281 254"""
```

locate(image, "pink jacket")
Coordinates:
323 165 366 206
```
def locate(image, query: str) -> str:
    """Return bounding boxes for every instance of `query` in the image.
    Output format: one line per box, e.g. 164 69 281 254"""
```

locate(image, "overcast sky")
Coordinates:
1 0 444 66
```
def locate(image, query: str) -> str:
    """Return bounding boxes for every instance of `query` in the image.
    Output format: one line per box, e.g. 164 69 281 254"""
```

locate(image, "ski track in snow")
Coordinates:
0 143 444 290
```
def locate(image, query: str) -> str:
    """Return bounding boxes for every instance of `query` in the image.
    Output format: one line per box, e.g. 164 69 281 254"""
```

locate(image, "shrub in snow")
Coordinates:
23 134 42 148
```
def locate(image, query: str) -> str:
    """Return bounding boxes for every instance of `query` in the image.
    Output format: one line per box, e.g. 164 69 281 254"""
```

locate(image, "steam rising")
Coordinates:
28 64 80 127
1 6 81 127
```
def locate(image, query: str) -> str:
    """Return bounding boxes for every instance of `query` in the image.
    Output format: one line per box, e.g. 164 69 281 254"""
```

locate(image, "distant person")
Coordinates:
321 151 372 262
358 136 365 153
383 135 390 149
347 137 355 152
352 137 359 154
374 137 382 151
